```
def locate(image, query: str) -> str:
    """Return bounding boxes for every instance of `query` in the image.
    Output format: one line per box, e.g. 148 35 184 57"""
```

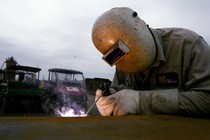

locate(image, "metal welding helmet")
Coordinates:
91 7 156 73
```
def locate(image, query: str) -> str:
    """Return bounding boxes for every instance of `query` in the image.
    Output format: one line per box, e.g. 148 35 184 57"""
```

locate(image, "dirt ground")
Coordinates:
0 94 101 117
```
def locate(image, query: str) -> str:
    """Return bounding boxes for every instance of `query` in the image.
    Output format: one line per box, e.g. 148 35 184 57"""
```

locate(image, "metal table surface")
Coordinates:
0 115 210 140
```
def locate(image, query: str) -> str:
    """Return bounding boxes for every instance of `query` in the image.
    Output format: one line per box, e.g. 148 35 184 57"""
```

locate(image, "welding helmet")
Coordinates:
91 7 156 73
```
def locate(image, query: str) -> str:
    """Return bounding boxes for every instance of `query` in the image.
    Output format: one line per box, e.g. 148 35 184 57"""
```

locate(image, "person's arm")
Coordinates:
109 68 131 94
178 37 210 117
140 38 210 117
109 68 142 94
96 37 210 117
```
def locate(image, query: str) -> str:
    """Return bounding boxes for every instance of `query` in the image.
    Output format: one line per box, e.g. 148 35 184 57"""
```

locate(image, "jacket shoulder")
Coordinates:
156 28 201 43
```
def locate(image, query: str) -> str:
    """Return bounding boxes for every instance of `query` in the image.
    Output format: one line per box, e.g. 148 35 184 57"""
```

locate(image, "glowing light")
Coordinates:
55 107 87 117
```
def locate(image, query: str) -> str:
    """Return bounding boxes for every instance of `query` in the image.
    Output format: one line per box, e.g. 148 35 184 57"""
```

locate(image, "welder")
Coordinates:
91 7 210 117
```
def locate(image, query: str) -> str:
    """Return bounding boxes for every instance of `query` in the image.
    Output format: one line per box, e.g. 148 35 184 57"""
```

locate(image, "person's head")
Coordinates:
92 7 156 73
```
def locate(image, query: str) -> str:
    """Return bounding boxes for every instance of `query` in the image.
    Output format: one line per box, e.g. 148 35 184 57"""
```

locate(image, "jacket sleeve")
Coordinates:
109 37 210 117
109 69 130 94
178 37 210 117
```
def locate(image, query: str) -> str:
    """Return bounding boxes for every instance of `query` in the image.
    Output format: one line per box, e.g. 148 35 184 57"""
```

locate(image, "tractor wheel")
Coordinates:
41 95 58 115
0 97 10 113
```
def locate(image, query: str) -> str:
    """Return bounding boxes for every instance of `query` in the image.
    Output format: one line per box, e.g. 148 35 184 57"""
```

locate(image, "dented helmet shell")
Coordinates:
92 7 156 73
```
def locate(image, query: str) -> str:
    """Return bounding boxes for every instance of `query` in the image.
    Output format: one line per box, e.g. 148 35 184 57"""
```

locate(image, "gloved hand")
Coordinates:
95 89 179 116
95 89 140 116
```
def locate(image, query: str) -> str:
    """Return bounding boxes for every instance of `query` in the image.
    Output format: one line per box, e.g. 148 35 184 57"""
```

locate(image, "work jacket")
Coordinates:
110 27 210 117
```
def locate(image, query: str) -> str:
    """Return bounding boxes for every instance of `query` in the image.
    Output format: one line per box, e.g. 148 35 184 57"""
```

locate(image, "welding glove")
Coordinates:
95 89 139 116
95 89 179 116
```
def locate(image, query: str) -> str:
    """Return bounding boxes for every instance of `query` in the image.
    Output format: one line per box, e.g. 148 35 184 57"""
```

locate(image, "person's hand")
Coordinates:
95 89 140 116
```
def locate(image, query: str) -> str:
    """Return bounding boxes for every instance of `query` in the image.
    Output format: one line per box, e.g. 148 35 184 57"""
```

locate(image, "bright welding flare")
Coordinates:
55 107 87 117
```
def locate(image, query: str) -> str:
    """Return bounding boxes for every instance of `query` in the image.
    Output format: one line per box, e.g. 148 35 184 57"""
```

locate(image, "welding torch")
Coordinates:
85 83 108 115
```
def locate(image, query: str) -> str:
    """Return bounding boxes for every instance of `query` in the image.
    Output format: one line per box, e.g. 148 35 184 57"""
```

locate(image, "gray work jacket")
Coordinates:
110 27 210 117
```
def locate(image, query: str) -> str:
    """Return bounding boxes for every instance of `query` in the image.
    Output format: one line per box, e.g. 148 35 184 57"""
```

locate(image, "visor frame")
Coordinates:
102 40 130 66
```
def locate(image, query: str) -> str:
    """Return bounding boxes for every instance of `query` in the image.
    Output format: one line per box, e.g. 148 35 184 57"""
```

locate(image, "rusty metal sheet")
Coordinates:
0 115 210 140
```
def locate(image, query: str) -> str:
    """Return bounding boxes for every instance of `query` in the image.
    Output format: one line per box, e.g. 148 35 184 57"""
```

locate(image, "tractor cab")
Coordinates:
0 57 48 113
47 68 87 101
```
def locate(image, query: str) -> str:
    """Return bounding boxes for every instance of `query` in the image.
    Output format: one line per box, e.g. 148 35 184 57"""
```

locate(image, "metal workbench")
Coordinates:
0 115 210 140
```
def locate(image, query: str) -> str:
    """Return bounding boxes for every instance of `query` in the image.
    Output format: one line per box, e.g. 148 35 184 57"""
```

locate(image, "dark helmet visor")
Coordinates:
102 40 130 66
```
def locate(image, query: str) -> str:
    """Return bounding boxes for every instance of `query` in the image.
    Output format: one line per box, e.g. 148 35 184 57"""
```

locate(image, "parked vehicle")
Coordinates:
41 68 88 115
0 57 48 113
47 68 88 101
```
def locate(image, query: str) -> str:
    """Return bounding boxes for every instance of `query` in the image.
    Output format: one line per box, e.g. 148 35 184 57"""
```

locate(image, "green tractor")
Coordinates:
0 57 48 113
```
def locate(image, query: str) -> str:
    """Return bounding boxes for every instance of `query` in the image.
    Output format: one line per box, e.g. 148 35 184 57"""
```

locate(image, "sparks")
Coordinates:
55 107 87 117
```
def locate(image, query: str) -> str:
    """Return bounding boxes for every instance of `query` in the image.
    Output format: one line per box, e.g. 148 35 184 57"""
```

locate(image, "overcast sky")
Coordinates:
0 0 210 80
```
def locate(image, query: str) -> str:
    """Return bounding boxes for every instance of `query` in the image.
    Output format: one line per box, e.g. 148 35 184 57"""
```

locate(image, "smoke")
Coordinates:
42 90 87 117
41 70 89 117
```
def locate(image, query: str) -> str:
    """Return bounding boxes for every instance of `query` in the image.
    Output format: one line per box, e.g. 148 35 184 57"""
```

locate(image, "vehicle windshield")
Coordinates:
15 72 37 84
51 72 84 82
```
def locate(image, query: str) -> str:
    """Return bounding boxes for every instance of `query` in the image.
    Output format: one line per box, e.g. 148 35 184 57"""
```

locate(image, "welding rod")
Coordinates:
85 91 104 115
